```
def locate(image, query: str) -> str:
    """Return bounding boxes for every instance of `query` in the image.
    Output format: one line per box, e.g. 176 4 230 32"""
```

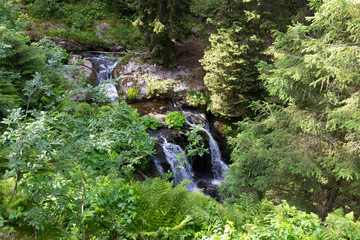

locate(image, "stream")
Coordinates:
183 111 228 184
84 52 120 102
85 52 228 195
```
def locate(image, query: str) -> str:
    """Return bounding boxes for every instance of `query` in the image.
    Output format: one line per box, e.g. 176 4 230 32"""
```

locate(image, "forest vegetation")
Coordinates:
1 0 360 239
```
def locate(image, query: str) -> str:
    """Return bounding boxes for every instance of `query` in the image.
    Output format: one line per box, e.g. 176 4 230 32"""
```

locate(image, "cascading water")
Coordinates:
200 127 228 183
151 155 164 174
184 113 228 184
88 54 120 102
158 136 199 192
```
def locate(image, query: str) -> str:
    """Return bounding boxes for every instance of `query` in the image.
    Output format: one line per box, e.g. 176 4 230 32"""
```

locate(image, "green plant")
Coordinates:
186 91 210 109
0 27 67 119
74 102 95 117
185 125 209 157
28 0 61 19
126 86 140 101
140 116 161 130
99 105 113 113
146 76 176 98
134 177 211 237
118 50 136 65
134 0 191 67
223 0 360 218
0 102 155 237
165 111 186 130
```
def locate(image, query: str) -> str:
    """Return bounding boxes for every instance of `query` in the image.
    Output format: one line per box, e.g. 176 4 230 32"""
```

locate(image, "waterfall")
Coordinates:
158 136 199 192
184 113 228 184
88 54 119 102
152 155 164 174
200 126 228 184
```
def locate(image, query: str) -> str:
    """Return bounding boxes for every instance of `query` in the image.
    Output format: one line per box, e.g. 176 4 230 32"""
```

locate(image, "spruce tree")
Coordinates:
224 0 360 218
200 0 305 117
134 0 191 67
201 24 267 117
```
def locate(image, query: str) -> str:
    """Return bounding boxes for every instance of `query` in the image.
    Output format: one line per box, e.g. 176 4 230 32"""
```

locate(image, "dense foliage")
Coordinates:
165 111 186 130
140 115 162 131
134 0 191 67
223 0 360 219
0 1 67 121
200 0 305 117
200 0 268 117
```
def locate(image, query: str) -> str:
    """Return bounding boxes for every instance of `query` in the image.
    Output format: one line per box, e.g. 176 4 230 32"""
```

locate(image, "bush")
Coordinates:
146 77 175 98
165 111 186 130
140 116 162 130
126 86 140 101
75 102 94 117
186 91 210 109
99 105 113 113
28 0 61 19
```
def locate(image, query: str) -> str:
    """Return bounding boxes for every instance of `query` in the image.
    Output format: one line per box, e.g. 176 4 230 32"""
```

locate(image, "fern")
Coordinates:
211 193 262 232
134 178 209 237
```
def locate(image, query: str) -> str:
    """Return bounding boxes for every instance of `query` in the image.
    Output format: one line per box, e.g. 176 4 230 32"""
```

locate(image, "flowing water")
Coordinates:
88 54 120 102
83 54 227 191
158 136 199 192
184 114 228 184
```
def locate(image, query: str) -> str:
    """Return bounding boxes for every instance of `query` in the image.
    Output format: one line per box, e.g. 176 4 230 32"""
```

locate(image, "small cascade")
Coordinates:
88 54 120 102
158 136 199 192
151 155 164 174
184 112 228 183
200 127 228 183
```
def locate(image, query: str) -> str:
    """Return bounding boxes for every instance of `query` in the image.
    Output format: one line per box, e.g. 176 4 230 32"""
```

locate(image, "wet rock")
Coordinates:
129 100 176 116
191 151 213 179
153 142 171 173
197 179 220 199
108 44 126 52
182 110 207 126
191 27 200 35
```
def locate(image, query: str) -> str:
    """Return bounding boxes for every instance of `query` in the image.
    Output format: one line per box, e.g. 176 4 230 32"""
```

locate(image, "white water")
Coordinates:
200 126 228 182
184 114 228 183
89 54 119 102
159 136 199 192
152 155 164 174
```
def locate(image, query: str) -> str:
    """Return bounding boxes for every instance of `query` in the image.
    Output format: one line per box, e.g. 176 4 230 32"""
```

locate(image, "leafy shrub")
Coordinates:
186 91 210 109
146 76 176 98
126 86 140 101
59 2 107 30
165 111 186 130
99 105 113 113
28 0 61 19
75 102 94 117
0 28 66 117
140 116 162 130
185 125 209 157
37 37 69 64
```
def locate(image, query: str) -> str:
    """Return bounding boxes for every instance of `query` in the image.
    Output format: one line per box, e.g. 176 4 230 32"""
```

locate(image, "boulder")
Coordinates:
113 51 192 101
